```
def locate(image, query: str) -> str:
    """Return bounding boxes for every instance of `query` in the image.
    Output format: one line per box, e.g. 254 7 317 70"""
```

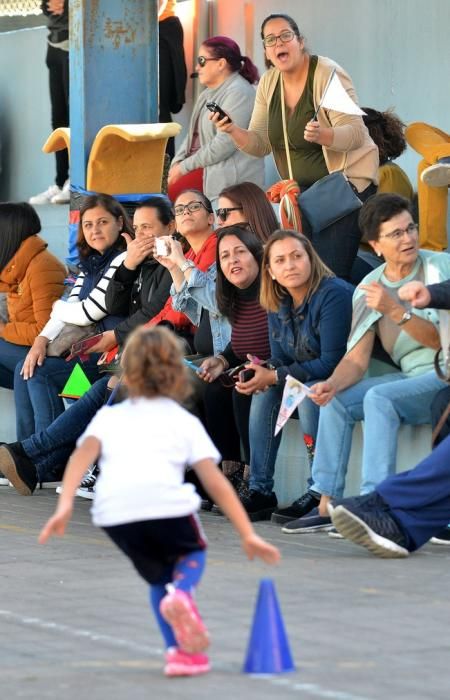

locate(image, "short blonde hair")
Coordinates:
121 326 192 402
260 230 334 312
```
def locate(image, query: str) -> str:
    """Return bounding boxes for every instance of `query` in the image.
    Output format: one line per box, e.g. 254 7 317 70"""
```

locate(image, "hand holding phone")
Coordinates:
206 101 232 124
239 368 256 383
65 333 105 362
155 237 170 257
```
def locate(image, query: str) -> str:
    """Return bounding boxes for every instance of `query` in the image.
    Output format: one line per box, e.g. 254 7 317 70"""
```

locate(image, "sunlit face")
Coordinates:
81 206 122 254
196 45 224 88
370 210 419 269
262 18 303 73
133 206 173 240
215 196 246 228
174 191 214 237
218 234 259 289
268 237 312 296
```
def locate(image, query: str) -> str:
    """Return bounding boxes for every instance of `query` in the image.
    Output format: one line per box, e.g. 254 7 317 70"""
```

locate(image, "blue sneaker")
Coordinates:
281 511 332 534
328 492 409 558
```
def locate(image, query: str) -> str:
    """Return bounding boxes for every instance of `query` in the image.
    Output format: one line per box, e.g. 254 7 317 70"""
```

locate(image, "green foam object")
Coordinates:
60 363 92 399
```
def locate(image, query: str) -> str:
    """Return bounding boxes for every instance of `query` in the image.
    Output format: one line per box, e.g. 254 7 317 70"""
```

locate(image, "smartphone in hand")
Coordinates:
206 101 232 124
239 368 256 383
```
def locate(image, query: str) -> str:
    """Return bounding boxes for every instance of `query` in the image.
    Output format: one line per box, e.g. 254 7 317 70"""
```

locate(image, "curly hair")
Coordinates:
362 108 407 165
121 326 192 403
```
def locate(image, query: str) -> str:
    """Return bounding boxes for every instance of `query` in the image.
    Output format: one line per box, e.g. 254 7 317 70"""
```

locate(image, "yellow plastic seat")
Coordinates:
42 122 181 194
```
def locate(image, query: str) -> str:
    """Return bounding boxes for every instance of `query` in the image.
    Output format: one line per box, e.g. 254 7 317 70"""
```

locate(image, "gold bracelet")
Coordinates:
216 354 229 370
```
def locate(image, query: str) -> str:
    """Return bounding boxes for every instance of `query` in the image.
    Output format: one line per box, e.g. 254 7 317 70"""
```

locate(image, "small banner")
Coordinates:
274 375 312 436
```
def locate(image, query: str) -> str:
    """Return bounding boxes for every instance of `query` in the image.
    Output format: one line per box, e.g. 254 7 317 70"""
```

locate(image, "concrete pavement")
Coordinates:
1 487 450 699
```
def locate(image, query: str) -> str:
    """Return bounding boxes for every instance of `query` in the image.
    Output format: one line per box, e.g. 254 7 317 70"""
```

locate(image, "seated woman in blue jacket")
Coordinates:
234 230 354 521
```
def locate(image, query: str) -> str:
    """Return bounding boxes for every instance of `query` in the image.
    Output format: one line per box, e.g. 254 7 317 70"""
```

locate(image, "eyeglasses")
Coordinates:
174 201 210 217
197 55 220 67
215 206 243 222
262 30 296 48
378 223 418 241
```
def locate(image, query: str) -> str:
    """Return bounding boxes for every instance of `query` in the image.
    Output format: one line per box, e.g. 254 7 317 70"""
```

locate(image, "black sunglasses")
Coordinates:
197 56 220 68
215 206 243 222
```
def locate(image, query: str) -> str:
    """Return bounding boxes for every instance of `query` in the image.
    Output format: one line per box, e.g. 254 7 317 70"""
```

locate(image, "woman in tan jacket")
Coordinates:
0 202 65 388
212 13 379 282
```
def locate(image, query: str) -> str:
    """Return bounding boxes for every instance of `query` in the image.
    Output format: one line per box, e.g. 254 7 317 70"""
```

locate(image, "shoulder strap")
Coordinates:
280 78 294 181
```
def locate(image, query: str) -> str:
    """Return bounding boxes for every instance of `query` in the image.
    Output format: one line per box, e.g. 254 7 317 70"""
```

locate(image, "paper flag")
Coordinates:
321 71 366 116
274 375 312 436
59 363 92 400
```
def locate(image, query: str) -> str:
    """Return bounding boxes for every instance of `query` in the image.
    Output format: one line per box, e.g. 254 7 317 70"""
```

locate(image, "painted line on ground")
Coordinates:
0 609 374 699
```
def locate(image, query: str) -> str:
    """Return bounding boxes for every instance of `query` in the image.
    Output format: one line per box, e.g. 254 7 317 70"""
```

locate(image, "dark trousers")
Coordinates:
431 386 450 445
302 182 377 281
203 380 252 464
377 435 450 551
46 43 69 187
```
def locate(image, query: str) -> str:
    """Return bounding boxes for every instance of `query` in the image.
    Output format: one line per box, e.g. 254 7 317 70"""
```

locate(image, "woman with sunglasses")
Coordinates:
233 230 353 521
215 181 279 242
167 36 265 207
211 13 378 282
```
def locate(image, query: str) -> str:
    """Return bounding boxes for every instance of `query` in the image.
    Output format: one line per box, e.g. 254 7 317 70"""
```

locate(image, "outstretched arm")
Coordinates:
193 459 280 564
38 436 101 543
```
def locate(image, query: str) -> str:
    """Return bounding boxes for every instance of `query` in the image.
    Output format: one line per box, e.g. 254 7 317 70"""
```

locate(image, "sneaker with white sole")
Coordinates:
281 512 332 534
0 472 10 486
51 179 70 204
164 647 210 677
420 158 450 188
75 465 98 500
160 588 209 654
29 184 62 205
328 493 409 558
430 526 450 545
328 527 344 539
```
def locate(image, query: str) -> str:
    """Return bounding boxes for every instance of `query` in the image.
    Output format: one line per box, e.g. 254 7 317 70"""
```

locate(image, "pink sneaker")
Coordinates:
164 648 210 677
160 589 210 654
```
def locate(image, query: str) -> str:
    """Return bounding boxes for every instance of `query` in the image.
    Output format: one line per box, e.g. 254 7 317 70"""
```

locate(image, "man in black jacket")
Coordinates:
87 196 175 356
329 278 450 557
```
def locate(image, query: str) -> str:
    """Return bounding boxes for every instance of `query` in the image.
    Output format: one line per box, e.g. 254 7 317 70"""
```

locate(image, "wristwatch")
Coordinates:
397 310 412 326
180 259 196 273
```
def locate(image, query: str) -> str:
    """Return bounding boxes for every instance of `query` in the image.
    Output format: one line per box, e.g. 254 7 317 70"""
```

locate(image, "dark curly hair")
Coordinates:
121 326 192 402
362 108 407 165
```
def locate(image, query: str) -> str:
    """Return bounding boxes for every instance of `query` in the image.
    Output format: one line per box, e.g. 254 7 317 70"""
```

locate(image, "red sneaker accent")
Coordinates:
160 589 209 654
164 648 210 677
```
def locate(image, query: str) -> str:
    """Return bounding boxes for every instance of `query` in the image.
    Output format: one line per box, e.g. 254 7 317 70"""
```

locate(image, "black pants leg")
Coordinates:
203 380 242 462
46 44 69 187
303 182 377 281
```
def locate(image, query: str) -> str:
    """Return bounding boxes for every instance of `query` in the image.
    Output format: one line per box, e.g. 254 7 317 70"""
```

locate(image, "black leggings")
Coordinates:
46 44 69 187
203 380 252 464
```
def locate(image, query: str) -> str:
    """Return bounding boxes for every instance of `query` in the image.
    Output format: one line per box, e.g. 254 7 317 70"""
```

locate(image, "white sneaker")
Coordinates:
29 184 61 205
51 179 70 204
420 160 450 188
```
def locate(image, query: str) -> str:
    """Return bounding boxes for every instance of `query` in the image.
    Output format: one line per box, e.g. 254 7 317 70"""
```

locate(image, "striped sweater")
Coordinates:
39 250 126 341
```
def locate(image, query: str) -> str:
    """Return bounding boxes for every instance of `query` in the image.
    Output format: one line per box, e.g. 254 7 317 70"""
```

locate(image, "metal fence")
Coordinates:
0 0 42 17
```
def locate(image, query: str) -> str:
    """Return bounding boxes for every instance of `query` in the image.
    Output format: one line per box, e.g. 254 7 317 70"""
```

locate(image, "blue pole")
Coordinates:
69 0 159 189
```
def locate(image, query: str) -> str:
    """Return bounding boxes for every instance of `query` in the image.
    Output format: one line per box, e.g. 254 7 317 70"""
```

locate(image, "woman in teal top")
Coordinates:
276 194 450 531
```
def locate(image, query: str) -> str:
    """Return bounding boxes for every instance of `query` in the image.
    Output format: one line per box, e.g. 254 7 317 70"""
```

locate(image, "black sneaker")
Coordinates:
271 491 320 524
75 465 98 500
328 492 409 558
240 490 278 522
430 526 450 545
281 513 332 534
0 443 37 496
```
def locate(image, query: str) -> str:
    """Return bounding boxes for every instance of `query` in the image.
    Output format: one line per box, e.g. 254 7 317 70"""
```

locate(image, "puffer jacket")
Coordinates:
0 235 66 346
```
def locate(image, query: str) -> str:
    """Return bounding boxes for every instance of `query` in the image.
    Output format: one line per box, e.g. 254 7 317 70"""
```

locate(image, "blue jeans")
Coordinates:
311 370 446 498
22 376 110 482
0 338 30 389
248 383 319 494
14 354 103 440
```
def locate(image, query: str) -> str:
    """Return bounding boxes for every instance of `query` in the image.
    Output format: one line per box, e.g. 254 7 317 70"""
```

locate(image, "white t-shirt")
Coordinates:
77 396 221 527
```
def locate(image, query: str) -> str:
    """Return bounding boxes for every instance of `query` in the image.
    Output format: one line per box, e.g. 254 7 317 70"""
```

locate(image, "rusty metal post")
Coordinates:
69 0 159 189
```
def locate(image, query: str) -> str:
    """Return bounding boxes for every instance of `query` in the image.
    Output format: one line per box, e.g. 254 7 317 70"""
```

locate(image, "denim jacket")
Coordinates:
269 277 353 384
171 263 231 354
